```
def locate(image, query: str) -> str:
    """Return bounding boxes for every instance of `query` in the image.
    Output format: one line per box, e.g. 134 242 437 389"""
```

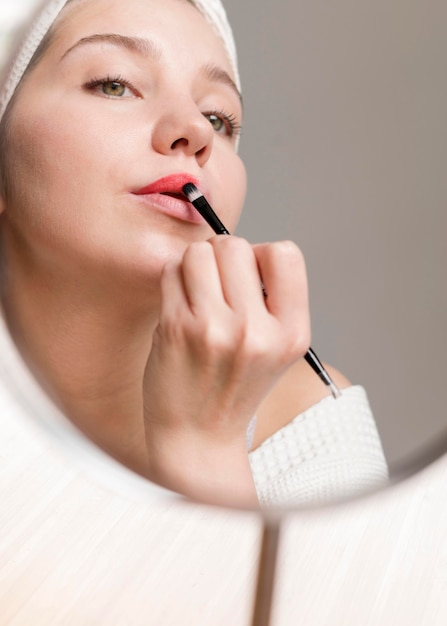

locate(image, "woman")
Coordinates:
0 0 387 507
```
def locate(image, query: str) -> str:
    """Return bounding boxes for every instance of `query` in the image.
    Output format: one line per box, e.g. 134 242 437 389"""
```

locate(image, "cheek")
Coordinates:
3 108 99 258
9 95 129 189
7 108 80 202
218 152 247 231
6 101 119 226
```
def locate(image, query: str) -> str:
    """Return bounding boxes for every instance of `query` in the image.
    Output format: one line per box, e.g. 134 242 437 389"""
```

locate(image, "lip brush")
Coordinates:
182 182 342 400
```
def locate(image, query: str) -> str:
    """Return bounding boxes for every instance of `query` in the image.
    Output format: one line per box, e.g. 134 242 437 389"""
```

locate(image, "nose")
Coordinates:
151 97 214 167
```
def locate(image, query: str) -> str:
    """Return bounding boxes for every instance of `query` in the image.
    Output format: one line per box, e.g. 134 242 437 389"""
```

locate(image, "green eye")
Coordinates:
102 81 126 97
202 111 242 139
84 75 137 98
206 113 225 132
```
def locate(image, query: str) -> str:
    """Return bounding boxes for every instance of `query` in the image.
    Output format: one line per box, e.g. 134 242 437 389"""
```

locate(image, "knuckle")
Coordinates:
198 316 240 356
289 331 311 359
204 326 232 354
203 318 267 363
278 325 311 364
240 331 268 361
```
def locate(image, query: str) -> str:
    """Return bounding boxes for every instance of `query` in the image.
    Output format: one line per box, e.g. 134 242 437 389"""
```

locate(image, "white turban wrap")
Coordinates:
0 0 240 121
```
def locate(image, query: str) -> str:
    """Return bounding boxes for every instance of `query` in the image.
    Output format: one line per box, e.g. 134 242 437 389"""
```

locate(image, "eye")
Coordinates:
84 75 139 98
203 111 242 139
102 80 128 97
205 113 225 132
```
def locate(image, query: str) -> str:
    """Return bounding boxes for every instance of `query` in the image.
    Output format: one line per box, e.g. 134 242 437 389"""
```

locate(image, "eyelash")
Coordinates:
203 110 242 139
84 74 138 97
83 75 242 139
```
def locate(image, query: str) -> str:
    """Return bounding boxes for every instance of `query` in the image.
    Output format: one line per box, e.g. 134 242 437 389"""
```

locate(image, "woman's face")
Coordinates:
0 0 246 295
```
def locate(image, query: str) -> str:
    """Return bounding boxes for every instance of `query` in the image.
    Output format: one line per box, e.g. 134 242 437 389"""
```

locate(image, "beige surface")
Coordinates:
275 459 447 625
1 370 447 625
0 388 260 626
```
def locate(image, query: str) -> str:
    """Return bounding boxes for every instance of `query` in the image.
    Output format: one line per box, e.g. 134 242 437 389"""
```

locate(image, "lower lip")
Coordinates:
132 192 205 225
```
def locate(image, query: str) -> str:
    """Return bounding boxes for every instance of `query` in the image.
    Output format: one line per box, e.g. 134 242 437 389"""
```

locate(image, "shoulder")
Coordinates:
251 358 351 450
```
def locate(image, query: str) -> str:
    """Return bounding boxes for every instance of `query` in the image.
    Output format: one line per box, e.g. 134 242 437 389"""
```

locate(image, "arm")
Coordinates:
249 370 389 508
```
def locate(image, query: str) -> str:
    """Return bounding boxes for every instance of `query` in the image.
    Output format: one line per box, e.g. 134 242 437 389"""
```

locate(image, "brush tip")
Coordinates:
182 182 202 201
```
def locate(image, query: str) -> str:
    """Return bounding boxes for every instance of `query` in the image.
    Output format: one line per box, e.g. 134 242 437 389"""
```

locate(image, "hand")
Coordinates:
143 236 311 506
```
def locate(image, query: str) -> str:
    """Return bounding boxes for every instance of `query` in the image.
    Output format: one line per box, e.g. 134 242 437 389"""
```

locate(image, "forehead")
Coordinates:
48 0 234 75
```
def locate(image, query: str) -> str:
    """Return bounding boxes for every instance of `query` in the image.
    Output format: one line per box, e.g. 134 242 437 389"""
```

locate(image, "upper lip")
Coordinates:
132 173 209 199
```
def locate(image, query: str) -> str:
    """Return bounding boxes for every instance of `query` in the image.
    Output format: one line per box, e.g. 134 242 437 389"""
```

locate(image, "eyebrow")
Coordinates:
60 33 162 63
60 33 242 103
201 64 242 104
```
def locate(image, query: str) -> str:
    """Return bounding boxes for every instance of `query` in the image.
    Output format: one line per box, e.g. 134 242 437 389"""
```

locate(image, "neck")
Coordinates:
1 265 159 477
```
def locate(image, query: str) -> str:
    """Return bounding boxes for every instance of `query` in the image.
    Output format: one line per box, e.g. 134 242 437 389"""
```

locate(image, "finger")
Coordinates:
209 235 266 311
159 260 188 321
180 240 226 313
253 241 310 332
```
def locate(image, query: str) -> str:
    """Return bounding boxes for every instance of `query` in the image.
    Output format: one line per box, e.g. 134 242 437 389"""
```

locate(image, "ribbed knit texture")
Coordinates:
248 385 389 508
0 0 240 121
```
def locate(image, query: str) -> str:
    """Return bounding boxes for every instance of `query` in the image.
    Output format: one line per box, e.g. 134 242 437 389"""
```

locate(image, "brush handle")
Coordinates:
183 184 341 399
190 196 230 235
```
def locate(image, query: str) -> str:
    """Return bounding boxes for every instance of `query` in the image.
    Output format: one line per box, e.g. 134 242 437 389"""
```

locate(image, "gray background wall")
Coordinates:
224 0 447 468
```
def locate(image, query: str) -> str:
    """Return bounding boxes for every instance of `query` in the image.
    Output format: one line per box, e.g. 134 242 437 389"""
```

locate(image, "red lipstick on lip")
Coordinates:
132 173 207 224
133 173 202 197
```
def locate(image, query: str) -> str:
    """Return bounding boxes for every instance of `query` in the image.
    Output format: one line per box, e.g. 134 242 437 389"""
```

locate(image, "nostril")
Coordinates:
170 137 188 150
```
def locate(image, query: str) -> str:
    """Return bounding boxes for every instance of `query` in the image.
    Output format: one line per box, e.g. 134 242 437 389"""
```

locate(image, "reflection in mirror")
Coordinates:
10 0 439 512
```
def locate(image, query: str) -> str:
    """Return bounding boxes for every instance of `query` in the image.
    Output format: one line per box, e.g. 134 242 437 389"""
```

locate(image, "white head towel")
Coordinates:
0 0 239 121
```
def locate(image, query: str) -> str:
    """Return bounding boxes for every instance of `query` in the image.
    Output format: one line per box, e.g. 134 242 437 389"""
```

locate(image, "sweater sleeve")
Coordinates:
248 385 388 508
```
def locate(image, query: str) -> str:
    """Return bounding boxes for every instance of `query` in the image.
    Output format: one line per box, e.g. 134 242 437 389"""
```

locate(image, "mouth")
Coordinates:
133 173 207 198
132 173 208 224
158 192 187 201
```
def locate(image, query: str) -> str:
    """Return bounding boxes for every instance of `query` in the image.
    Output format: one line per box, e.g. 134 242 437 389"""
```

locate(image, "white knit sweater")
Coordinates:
248 385 388 508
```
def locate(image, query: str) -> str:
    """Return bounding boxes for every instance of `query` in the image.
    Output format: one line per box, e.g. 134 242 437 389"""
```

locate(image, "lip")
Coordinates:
132 173 209 225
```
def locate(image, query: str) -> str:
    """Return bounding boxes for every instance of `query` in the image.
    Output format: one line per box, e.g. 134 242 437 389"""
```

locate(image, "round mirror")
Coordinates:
0 0 445 515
